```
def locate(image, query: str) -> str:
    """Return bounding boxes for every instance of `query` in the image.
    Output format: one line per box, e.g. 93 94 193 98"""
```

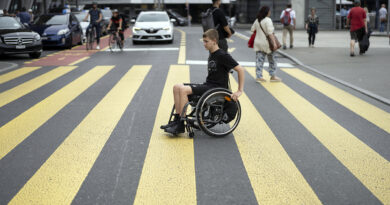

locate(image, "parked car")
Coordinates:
30 13 83 48
166 9 188 26
132 11 175 44
0 16 42 58
100 9 112 35
74 12 89 42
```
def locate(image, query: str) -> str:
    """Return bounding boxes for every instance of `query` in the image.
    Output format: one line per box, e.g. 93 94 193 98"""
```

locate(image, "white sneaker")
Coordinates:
96 45 100 50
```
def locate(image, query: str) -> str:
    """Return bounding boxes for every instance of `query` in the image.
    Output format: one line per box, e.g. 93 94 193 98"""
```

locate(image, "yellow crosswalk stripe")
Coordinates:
229 75 322 204
0 66 113 160
0 66 77 107
134 65 196 205
282 68 390 134
0 67 41 84
246 67 390 204
9 65 150 205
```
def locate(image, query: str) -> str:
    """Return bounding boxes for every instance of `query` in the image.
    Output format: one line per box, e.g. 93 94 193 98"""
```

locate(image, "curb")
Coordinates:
234 31 390 106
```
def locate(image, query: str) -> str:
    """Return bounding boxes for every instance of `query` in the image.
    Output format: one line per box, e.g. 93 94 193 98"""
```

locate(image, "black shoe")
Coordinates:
283 45 287 50
350 53 355 57
160 114 180 129
165 121 185 135
290 45 293 49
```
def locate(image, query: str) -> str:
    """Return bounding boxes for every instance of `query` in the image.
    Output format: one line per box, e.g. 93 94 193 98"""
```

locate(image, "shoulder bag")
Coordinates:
260 21 281 52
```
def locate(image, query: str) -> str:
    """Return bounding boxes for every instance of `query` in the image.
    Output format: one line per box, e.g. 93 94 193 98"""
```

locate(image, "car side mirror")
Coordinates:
170 19 176 23
23 22 30 27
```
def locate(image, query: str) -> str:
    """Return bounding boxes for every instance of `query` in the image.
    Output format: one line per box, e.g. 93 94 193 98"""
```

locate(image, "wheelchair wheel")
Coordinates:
196 88 241 137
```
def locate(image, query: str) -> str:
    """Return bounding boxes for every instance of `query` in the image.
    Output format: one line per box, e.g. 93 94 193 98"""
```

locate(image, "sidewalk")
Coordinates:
273 30 390 102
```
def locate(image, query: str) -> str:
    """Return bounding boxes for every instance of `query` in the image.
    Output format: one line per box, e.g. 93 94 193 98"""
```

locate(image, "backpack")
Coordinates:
119 14 128 29
201 8 218 32
281 10 291 26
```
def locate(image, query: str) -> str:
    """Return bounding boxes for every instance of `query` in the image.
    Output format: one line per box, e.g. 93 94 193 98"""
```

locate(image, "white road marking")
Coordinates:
0 62 18 74
186 60 294 68
103 48 179 52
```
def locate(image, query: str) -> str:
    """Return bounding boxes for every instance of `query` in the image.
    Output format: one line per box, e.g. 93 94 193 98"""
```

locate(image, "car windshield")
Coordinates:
75 13 88 22
101 10 112 19
137 13 169 22
34 14 67 25
0 17 23 29
169 10 181 18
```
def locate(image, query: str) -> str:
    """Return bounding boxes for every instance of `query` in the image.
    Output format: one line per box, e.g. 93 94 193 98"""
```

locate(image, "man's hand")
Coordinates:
231 90 242 101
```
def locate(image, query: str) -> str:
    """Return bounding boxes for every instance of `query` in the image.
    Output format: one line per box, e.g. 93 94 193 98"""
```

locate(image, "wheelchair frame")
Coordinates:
165 87 241 138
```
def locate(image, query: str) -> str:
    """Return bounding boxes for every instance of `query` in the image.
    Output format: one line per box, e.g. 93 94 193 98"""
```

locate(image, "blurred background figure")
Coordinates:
17 7 31 24
379 4 387 32
28 9 34 23
305 7 319 48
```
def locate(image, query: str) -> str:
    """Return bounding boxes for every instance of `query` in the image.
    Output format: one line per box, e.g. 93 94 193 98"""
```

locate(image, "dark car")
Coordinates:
0 15 42 58
166 9 188 26
30 13 83 48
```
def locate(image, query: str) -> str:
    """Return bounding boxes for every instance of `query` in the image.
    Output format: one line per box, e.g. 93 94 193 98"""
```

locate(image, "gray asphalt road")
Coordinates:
0 26 389 205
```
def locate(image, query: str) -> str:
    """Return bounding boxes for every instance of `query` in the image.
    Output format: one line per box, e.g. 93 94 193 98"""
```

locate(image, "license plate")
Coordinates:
149 37 156 40
41 37 48 40
16 45 26 49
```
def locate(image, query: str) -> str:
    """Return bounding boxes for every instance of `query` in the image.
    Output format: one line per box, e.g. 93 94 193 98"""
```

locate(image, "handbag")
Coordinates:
260 22 281 52
248 30 256 48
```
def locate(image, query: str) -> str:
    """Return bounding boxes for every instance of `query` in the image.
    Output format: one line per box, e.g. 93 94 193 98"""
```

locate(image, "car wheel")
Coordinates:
29 52 41 59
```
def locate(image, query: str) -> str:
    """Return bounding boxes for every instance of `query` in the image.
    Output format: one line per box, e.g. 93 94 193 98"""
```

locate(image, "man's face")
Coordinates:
113 12 118 17
203 37 216 50
93 4 97 9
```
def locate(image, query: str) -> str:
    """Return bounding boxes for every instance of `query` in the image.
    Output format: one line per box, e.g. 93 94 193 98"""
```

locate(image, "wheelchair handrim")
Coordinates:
197 90 241 137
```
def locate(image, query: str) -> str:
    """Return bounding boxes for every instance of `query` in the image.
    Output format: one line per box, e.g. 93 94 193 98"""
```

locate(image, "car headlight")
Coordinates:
33 33 41 41
132 27 141 32
57 28 70 35
163 27 170 30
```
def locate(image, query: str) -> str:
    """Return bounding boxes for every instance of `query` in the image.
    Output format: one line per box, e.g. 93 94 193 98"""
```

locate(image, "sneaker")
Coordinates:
270 76 282 82
290 45 293 49
160 114 180 129
165 121 185 135
96 45 100 50
283 45 287 50
256 78 267 83
350 53 355 57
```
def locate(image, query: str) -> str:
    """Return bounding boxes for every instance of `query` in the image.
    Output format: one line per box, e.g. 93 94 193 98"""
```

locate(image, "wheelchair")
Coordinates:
164 87 241 138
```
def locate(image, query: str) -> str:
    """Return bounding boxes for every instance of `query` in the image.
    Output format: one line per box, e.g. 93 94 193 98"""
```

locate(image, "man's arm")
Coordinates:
231 65 245 101
97 12 103 22
224 26 232 38
83 13 89 22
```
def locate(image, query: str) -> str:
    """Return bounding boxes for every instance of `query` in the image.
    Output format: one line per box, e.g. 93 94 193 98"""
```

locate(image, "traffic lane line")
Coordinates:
134 65 196 205
0 67 41 84
176 28 186 64
0 66 78 108
0 66 113 160
283 68 390 134
9 65 149 205
246 67 390 204
229 75 322 204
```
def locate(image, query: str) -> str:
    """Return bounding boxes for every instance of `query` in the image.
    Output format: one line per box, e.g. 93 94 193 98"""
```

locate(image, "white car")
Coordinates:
74 12 89 43
132 11 175 44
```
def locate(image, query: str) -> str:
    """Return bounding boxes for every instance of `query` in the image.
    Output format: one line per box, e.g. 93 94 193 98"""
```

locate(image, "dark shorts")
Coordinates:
350 28 365 42
187 83 219 96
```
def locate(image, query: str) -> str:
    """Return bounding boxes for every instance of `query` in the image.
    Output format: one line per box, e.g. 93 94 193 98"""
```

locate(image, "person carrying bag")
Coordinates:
250 6 282 83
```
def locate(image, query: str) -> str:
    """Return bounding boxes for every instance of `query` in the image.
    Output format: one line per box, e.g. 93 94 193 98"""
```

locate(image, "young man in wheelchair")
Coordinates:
161 29 245 135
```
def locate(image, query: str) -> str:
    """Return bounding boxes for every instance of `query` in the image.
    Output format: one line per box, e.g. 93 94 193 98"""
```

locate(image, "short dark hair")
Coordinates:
212 0 220 4
287 4 292 8
21 7 27 12
203 29 219 42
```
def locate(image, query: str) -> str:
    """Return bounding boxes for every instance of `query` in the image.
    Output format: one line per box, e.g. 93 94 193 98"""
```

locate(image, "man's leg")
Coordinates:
289 25 294 48
350 40 355 55
95 24 101 46
178 85 192 116
173 84 182 114
282 27 287 49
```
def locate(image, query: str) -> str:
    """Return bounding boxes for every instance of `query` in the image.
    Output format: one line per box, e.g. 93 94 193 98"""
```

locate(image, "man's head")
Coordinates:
203 29 219 51
212 0 221 7
354 0 361 7
21 7 26 12
287 3 292 8
382 4 386 8
113 9 119 17
92 2 98 9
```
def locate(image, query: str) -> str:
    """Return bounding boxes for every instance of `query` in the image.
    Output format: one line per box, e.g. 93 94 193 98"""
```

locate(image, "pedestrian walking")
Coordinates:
16 7 31 24
280 3 296 49
305 7 319 48
379 4 388 32
211 0 232 52
341 6 348 29
347 0 367 57
251 6 281 83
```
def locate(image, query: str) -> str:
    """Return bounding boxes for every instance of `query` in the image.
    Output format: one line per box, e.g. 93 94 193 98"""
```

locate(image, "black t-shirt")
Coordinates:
89 8 101 23
211 6 228 39
206 49 239 88
111 16 122 28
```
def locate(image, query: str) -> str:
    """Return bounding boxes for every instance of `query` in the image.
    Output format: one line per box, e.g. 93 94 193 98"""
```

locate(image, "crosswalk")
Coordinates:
0 64 389 204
